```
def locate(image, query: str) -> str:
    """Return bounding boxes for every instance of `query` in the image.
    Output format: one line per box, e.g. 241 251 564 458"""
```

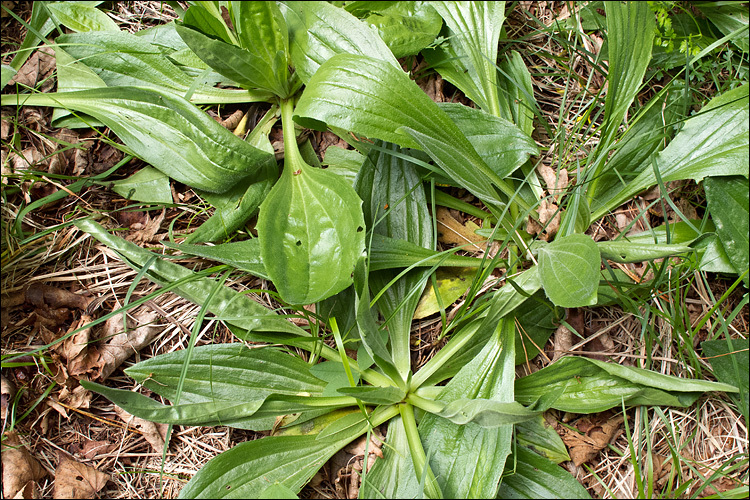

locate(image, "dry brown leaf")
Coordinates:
10 147 44 173
25 284 92 311
8 47 56 88
90 310 161 380
58 385 91 410
53 454 109 499
114 406 169 453
537 199 561 240
436 207 486 251
126 209 165 244
11 480 40 499
537 164 568 201
1 432 48 499
70 440 117 461
1 375 16 419
560 413 624 466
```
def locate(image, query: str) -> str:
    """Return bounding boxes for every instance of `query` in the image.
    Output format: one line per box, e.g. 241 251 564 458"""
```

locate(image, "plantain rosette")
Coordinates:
257 100 365 305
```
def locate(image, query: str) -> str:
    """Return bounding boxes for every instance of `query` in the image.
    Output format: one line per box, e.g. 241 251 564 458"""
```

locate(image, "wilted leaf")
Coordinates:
413 268 473 319
114 406 169 453
559 412 624 466
53 454 109 499
1 432 47 499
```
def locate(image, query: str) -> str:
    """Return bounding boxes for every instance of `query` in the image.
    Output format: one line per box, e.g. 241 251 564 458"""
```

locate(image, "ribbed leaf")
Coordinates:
497 447 591 499
591 83 749 219
514 415 569 464
426 1 506 115
294 53 521 210
75 219 303 335
355 141 432 378
597 241 694 263
257 159 366 305
418 319 516 498
46 2 119 32
57 31 267 103
281 0 399 83
110 167 172 204
538 234 600 308
364 1 442 58
360 417 420 498
704 176 749 284
515 356 739 414
2 87 273 193
440 103 539 178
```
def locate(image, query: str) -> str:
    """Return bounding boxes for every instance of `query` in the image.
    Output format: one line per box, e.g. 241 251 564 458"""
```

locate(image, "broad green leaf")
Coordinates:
419 319 517 498
702 338 748 417
497 446 591 499
163 240 267 279
1 65 17 89
426 1 506 116
538 234 600 308
704 176 749 285
514 415 570 464
364 1 442 58
230 1 290 94
355 140 432 378
368 233 504 271
598 2 654 148
336 386 405 405
700 3 750 52
321 146 364 185
309 361 351 398
47 46 106 127
56 31 267 103
125 344 326 404
293 53 524 212
597 240 694 263
439 102 539 179
281 0 400 84
515 356 738 414
433 398 538 427
352 257 403 386
176 16 292 97
2 87 273 193
46 2 119 32
82 379 353 429
178 433 354 498
414 269 473 320
360 417 420 498
75 219 304 335
591 84 749 219
109 166 173 204
256 159 365 305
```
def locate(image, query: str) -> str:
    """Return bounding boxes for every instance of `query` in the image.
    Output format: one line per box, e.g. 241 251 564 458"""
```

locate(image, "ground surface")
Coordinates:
1 1 748 499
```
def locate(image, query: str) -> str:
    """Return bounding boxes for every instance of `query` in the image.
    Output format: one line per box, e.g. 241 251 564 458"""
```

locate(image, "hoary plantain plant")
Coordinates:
3 1 747 498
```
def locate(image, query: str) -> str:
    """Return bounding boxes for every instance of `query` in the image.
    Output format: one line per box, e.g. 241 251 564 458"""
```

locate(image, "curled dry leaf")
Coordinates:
537 164 568 202
560 412 624 466
114 406 169 454
125 209 165 245
53 454 109 499
25 284 92 311
8 46 56 89
1 432 48 499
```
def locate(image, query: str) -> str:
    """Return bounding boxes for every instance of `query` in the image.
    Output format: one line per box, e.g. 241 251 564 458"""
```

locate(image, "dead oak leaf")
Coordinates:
53 454 109 499
1 432 48 499
126 209 165 244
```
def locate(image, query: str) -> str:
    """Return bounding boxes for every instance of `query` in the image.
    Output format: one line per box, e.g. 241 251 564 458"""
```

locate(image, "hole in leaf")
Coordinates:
225 485 231 490
356 226 363 232
296 240 302 246
76 476 84 481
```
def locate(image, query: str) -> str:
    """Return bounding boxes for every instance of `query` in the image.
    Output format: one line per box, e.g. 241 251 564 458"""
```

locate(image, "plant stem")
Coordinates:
405 393 445 415
399 403 443 498
280 97 304 172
